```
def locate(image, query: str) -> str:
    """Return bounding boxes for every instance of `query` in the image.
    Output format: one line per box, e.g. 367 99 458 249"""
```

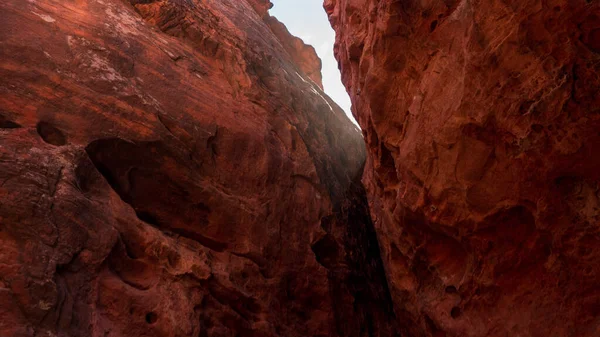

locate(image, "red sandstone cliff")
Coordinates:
327 0 600 336
0 1 380 336
3 0 597 336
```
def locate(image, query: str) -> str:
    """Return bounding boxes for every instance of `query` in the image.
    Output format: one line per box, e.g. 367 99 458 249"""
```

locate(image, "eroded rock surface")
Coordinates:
265 16 324 90
327 0 600 336
251 0 323 88
0 0 378 336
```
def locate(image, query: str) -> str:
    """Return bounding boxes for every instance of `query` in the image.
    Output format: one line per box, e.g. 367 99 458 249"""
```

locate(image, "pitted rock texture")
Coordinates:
327 0 600 336
0 0 375 336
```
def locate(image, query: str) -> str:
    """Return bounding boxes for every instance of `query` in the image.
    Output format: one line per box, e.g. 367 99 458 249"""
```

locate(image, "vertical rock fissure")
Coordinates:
314 168 399 337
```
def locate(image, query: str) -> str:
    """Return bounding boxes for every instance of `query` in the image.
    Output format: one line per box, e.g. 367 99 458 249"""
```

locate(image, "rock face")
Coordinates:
327 0 600 336
0 0 384 336
265 16 324 89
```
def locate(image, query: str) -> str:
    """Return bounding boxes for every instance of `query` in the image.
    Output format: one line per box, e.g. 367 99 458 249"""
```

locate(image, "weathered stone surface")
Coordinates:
248 0 274 18
0 0 374 336
249 1 323 88
265 16 324 90
328 0 600 336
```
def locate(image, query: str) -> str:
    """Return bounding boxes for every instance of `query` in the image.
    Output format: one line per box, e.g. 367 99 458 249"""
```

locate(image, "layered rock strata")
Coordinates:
0 1 385 336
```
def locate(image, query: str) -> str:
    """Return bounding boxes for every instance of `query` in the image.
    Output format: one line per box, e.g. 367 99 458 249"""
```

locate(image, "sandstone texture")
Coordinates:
327 0 600 336
265 16 324 90
0 0 383 336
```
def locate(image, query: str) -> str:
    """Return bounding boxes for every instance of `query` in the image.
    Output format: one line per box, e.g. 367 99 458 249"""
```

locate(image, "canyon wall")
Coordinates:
327 0 600 336
0 0 391 336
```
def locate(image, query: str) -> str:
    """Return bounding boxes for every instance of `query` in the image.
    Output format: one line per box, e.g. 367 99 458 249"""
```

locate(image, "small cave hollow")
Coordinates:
145 312 158 324
445 285 457 294
430 20 438 32
0 114 21 129
450 306 462 319
37 121 67 146
311 233 340 269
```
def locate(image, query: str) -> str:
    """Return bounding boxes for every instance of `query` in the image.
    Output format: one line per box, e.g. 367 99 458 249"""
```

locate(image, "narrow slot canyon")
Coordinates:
0 1 598 337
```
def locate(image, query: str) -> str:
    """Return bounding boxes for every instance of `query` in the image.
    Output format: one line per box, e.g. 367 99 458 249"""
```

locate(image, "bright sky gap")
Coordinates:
269 0 357 125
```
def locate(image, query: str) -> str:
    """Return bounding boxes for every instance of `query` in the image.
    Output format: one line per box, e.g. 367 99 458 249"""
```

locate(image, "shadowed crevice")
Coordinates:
84 138 227 252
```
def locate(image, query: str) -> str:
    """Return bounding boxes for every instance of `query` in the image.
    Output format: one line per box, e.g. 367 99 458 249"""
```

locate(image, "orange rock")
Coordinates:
328 0 600 336
265 16 324 89
0 0 381 336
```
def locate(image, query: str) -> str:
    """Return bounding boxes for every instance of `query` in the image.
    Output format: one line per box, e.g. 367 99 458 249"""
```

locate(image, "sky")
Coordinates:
269 0 356 124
